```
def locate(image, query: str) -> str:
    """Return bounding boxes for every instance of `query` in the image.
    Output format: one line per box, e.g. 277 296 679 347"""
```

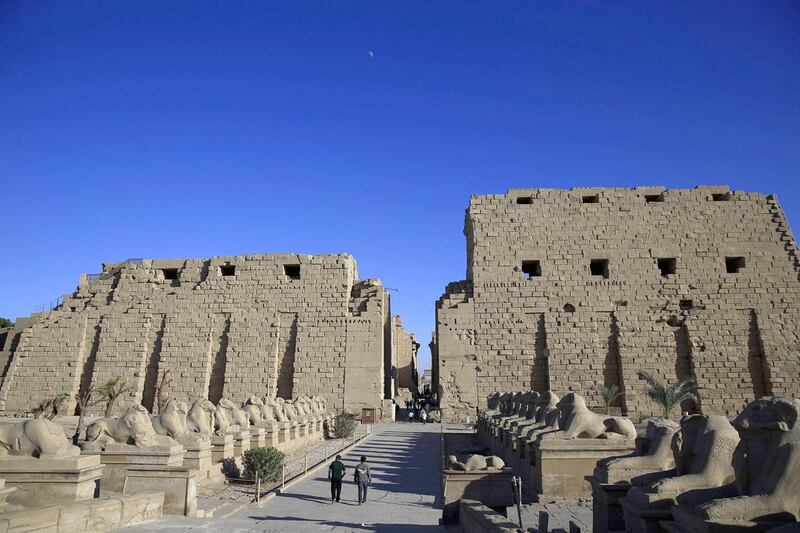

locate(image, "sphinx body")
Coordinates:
83 405 177 451
541 393 636 440
447 454 506 471
186 398 216 435
596 418 680 484
670 397 800 532
150 400 206 445
0 418 81 458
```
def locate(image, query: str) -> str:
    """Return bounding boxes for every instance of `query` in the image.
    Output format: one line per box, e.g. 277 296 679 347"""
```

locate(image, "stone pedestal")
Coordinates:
260 424 278 448
588 477 633 533
232 430 251 458
211 434 234 464
85 444 185 493
123 467 197 517
441 467 514 525
249 427 266 450
0 479 16 511
590 461 676 532
0 455 104 507
532 438 636 499
660 508 797 533
183 441 221 482
620 486 679 533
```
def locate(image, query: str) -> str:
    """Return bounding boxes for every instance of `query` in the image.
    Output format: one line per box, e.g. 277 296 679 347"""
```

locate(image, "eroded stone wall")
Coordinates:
391 315 419 395
436 186 800 421
0 254 394 417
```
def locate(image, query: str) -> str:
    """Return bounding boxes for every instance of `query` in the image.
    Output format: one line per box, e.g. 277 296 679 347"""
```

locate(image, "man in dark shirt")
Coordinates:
328 454 346 503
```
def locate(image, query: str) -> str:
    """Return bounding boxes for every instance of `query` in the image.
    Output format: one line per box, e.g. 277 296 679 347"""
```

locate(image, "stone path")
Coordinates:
123 422 455 532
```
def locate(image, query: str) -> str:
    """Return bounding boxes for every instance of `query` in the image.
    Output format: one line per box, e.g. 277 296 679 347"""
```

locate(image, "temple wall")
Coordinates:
436 186 800 420
0 253 396 418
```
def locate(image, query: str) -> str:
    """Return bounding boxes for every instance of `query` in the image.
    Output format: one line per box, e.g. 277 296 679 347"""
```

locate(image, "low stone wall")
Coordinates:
0 492 163 532
458 499 521 533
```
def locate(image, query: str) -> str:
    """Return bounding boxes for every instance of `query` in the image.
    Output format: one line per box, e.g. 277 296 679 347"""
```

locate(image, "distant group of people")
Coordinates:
327 455 372 505
404 398 431 423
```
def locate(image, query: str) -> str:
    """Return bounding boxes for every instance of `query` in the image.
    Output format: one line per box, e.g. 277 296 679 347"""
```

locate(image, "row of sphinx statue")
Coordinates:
480 390 638 442
0 394 330 458
478 390 800 532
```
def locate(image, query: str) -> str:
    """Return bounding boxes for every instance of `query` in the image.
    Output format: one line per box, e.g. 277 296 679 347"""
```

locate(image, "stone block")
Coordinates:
0 455 104 507
123 467 197 517
441 467 515 524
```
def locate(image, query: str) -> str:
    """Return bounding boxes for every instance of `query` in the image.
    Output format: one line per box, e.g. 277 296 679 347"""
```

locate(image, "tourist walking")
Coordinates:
328 454 346 503
354 455 371 504
420 408 428 423
407 409 414 423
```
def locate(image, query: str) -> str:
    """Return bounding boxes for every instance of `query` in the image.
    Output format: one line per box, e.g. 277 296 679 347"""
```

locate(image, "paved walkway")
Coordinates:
124 422 452 532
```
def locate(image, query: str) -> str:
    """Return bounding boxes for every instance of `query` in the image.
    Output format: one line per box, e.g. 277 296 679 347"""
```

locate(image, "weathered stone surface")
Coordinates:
0 454 104 507
665 397 800 532
0 254 405 421
435 187 800 422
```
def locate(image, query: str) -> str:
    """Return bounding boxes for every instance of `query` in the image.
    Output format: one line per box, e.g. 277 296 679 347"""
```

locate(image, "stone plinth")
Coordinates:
0 455 104 507
441 467 514 524
84 444 185 493
259 424 278 448
211 434 234 463
660 509 798 533
588 477 634 533
249 427 266 450
232 430 251 458
123 467 197 517
183 441 222 482
532 438 636 499
589 459 677 532
0 490 164 532
620 486 680 533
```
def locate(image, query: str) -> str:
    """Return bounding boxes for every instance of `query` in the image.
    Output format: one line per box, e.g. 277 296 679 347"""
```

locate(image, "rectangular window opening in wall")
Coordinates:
220 264 236 276
645 194 664 203
726 256 746 274
680 299 694 310
516 196 533 205
657 258 676 277
284 264 301 280
161 268 178 280
521 260 541 279
590 259 609 278
582 194 599 204
712 193 731 201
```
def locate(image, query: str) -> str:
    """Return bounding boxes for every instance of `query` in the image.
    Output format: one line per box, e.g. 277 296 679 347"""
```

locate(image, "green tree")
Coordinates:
97 377 133 417
636 370 698 419
0 318 13 329
32 393 69 420
594 384 624 415
73 389 102 445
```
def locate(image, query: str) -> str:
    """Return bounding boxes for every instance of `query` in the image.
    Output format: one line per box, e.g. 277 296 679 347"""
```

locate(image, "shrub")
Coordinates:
332 412 358 439
242 446 285 482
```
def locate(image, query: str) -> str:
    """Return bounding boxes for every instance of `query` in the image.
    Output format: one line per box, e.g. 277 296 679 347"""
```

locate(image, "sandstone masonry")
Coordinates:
0 253 409 418
434 186 800 422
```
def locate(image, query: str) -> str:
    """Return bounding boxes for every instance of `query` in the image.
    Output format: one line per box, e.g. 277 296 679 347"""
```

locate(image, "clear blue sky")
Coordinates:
2 1 799 372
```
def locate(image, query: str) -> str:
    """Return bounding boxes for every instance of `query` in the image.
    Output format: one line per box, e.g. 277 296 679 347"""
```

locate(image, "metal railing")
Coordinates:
227 424 372 504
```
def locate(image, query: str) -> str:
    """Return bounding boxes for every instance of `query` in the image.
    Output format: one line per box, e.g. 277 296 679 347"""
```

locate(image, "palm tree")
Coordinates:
97 377 132 417
595 384 624 415
636 370 698 419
